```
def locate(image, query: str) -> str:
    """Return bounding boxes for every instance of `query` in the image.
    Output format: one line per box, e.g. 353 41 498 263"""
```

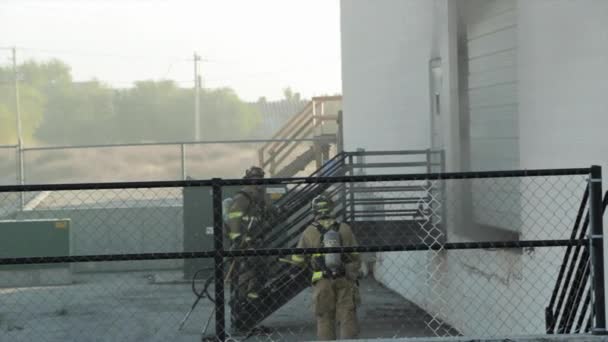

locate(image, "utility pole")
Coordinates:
12 47 24 208
12 47 23 149
193 52 201 141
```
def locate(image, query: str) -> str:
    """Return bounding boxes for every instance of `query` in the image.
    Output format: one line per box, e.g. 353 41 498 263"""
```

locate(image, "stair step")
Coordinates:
274 147 317 178
231 266 310 332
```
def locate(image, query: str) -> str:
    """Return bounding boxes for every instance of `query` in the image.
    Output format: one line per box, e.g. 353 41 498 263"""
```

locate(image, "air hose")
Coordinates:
182 267 275 341
178 268 215 332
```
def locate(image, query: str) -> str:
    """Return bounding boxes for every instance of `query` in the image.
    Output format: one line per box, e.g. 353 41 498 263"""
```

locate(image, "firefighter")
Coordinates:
225 166 268 300
292 194 361 340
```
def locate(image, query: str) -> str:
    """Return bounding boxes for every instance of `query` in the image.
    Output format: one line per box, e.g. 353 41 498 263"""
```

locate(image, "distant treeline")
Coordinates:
0 59 304 146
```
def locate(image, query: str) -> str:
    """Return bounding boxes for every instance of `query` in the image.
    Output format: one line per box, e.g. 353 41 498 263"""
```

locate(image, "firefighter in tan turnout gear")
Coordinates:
225 166 269 300
292 194 361 340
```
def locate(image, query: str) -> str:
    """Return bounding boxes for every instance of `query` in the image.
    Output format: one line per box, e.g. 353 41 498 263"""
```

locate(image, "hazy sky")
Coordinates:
0 0 342 101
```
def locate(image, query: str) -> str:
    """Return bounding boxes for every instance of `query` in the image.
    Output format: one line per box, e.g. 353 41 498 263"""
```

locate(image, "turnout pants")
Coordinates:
312 277 360 340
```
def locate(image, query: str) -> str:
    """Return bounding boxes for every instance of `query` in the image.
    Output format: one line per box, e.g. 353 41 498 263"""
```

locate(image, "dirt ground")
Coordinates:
0 270 454 342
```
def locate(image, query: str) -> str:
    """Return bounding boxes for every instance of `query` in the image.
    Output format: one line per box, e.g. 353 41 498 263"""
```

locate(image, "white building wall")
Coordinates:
517 0 608 176
340 0 433 153
341 0 608 337
442 0 608 335
463 0 519 172
460 0 522 233
340 0 439 319
517 0 608 329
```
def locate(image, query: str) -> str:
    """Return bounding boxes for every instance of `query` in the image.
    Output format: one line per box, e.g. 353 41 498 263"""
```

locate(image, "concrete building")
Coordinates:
340 0 608 336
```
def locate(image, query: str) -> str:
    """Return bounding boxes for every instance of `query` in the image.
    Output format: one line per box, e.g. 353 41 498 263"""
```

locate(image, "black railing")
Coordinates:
546 185 608 334
0 166 604 341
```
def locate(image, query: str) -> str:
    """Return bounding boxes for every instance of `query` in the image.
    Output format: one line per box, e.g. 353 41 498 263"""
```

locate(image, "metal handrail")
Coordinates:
263 102 314 156
269 126 315 173
547 188 589 316
546 190 608 334
0 167 591 193
258 95 340 157
260 102 313 152
276 153 347 209
260 101 313 162
264 149 443 251
246 150 446 327
273 119 332 169
258 96 342 176
22 138 319 152
347 149 443 156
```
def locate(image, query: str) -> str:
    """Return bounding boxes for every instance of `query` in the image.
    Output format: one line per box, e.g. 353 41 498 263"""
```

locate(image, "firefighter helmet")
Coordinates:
312 194 334 218
244 166 265 179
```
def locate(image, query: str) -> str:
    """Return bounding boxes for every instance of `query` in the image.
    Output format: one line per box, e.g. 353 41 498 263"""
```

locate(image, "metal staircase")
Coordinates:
258 96 343 178
229 152 347 332
545 189 608 334
225 95 447 332
273 145 324 178
230 149 444 332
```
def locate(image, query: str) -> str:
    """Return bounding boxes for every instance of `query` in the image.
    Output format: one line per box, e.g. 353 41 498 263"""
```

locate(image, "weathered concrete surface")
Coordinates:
0 271 445 342
8 269 594 342
246 278 457 341
0 268 72 288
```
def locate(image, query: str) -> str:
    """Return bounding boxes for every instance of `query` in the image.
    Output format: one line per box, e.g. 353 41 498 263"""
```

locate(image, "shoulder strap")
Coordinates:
312 221 328 235
235 190 254 214
312 222 328 245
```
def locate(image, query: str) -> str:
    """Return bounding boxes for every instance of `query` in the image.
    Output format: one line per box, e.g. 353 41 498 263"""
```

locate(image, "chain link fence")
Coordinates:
18 140 338 184
0 145 18 186
0 167 605 341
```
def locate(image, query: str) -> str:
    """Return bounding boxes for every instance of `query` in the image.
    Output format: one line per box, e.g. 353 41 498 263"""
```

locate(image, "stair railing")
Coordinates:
258 96 342 177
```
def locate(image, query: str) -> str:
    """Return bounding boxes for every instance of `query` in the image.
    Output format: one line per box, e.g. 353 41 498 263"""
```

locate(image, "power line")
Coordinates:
8 46 325 76
87 80 194 87
15 46 301 69
14 46 214 81
18 47 186 61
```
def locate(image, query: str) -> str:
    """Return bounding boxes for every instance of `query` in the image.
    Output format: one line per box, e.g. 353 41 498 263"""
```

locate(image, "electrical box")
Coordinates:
0 218 71 270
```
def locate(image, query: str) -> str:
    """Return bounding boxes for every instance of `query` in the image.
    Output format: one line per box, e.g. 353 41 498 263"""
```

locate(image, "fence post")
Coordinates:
340 152 348 222
589 165 607 335
14 146 19 185
17 145 24 209
337 110 344 153
180 144 186 180
348 154 355 221
212 178 226 341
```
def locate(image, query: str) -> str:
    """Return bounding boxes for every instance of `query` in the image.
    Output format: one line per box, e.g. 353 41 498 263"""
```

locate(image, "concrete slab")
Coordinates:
0 268 72 288
0 270 449 341
6 270 588 342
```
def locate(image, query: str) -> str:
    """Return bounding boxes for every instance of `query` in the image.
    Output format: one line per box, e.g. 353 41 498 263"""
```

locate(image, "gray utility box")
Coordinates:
182 185 287 279
0 218 72 287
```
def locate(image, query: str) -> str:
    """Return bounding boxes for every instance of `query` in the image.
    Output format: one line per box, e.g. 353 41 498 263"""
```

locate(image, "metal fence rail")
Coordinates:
0 167 604 341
